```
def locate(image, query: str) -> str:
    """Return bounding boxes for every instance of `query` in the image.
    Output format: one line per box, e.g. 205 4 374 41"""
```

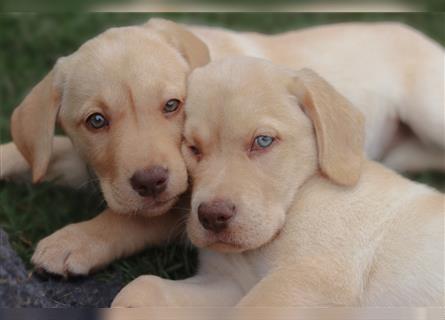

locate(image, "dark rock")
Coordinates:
0 228 125 307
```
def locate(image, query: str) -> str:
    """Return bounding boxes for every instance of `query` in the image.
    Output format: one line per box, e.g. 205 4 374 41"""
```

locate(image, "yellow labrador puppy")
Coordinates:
113 58 444 308
2 19 444 276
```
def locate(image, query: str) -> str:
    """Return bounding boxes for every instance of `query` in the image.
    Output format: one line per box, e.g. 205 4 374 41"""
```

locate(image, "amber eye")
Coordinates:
163 99 181 113
189 145 201 157
86 113 109 129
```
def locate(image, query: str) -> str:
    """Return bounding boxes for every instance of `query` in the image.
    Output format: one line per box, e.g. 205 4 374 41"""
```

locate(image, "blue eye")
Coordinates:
164 99 181 113
86 113 109 129
255 135 274 148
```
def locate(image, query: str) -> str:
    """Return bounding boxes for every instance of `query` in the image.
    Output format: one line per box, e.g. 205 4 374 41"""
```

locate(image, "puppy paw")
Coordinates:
32 224 112 276
112 276 172 307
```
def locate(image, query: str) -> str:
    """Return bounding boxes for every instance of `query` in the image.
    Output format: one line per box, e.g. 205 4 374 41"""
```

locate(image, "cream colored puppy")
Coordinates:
3 19 208 276
113 58 444 308
1 19 443 277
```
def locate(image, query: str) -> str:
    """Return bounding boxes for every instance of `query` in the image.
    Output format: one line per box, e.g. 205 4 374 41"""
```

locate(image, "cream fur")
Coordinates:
112 58 444 310
1 19 443 277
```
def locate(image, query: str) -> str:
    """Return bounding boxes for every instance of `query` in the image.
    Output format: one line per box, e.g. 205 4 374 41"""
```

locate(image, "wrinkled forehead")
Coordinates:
63 26 189 103
184 60 294 138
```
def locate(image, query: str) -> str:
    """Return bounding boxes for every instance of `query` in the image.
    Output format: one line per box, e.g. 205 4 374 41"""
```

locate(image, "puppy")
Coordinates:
2 19 444 276
5 19 208 276
113 58 444 308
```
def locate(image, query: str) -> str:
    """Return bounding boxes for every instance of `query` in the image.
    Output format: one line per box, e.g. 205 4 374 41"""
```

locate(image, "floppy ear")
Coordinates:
145 18 210 69
11 63 64 183
290 68 365 186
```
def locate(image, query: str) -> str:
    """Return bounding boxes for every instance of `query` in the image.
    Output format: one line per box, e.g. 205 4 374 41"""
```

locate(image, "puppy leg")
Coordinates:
236 261 361 309
32 208 183 276
236 271 329 308
44 136 90 187
0 141 31 182
231 270 337 320
0 136 89 187
382 137 445 172
398 38 444 153
112 273 243 307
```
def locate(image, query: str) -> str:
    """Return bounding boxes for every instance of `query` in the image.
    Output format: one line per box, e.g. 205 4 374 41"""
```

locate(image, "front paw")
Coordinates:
32 224 112 276
112 276 172 307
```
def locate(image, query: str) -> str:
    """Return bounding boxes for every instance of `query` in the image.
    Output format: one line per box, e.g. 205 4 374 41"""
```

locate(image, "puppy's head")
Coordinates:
183 58 364 252
11 18 210 215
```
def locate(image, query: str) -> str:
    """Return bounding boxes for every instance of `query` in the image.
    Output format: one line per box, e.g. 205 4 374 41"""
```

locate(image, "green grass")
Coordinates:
0 13 444 284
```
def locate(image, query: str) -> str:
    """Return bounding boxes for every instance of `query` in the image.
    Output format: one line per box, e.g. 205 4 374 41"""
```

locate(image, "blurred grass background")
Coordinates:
0 13 444 283
3 0 445 12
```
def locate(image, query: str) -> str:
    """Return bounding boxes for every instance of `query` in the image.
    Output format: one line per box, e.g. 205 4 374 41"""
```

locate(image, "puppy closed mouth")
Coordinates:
157 194 180 203
149 195 180 208
203 232 246 252
209 241 244 253
204 223 284 253
130 195 180 216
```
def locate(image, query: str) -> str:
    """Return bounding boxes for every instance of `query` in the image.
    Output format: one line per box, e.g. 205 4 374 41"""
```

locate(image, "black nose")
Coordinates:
130 166 169 198
198 200 236 233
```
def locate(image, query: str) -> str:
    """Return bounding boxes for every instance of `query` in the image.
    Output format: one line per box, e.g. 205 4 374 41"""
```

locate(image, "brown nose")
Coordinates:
198 200 236 233
130 166 169 198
